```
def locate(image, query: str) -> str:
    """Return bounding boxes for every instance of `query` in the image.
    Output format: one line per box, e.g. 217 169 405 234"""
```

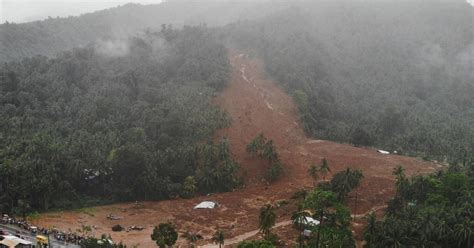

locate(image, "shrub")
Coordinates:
237 240 275 248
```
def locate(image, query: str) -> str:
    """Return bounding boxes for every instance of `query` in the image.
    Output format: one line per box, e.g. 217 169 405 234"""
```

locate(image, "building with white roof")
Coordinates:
0 235 33 248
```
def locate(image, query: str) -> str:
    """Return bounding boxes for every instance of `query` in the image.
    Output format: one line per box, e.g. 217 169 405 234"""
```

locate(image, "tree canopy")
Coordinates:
364 164 474 247
0 25 238 213
224 1 474 164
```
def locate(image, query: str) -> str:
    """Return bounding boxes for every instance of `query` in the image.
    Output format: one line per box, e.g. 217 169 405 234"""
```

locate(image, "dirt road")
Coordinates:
201 221 293 248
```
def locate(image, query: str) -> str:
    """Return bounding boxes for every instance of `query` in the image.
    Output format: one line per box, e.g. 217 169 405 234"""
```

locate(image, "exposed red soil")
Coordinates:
31 51 439 247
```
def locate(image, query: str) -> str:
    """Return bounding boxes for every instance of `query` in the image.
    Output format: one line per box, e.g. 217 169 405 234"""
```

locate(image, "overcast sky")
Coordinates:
0 0 162 23
1 0 473 24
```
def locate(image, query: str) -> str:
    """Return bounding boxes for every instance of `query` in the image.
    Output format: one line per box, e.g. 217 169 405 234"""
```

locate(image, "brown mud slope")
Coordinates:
32 52 438 247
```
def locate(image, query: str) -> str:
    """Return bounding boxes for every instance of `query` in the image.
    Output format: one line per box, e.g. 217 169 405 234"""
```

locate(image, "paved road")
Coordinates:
0 224 80 248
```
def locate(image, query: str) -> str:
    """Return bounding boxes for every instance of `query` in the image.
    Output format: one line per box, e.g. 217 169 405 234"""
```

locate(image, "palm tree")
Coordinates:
350 169 364 218
331 168 353 202
291 208 310 248
196 170 211 188
212 230 225 248
378 220 404 248
330 168 363 202
320 158 330 180
392 166 409 207
308 164 319 185
453 220 473 248
392 165 405 181
259 204 276 239
363 211 378 247
218 138 231 161
263 140 278 162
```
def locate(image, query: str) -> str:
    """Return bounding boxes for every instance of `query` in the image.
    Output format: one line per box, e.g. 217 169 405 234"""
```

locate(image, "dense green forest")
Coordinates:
364 163 474 247
0 0 472 216
2 1 472 164
224 1 474 164
0 0 286 63
0 26 241 213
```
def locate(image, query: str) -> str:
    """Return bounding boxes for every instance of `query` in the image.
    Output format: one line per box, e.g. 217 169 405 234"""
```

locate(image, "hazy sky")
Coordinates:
1 0 473 24
0 0 162 23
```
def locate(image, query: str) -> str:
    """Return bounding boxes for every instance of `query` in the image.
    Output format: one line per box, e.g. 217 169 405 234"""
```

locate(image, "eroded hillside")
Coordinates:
31 52 438 247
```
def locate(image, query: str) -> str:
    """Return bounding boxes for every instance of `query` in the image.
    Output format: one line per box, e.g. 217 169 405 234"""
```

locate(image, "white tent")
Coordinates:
194 201 217 209
294 216 320 227
0 235 33 248
304 216 320 226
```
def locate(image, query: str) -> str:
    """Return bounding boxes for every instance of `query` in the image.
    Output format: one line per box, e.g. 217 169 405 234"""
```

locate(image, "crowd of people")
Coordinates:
1 214 86 245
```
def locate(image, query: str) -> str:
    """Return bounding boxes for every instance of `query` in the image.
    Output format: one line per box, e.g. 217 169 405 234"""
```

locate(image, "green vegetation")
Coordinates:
74 207 97 217
319 159 330 181
0 3 472 246
302 188 354 248
0 1 285 63
81 235 127 248
196 138 241 192
295 162 364 247
237 240 275 248
364 163 474 247
329 168 364 202
182 231 203 247
151 223 178 248
77 224 93 237
259 204 277 240
308 158 331 185
0 26 237 213
226 1 474 164
291 207 310 248
212 230 225 248
181 176 197 198
247 133 283 182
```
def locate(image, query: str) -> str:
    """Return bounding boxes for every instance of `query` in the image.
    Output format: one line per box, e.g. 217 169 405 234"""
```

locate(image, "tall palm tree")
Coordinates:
350 169 364 218
259 204 276 239
292 208 310 248
212 230 225 248
308 164 319 185
332 169 353 201
364 211 378 247
453 220 473 248
320 158 331 180
392 165 409 207
379 220 405 248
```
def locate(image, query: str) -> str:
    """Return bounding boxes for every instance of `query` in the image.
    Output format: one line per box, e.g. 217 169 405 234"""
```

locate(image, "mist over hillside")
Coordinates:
0 0 287 63
0 1 473 247
223 0 473 163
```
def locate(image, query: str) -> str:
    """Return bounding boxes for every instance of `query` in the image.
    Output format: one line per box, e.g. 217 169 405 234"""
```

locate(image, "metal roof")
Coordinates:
0 235 33 247
194 201 217 209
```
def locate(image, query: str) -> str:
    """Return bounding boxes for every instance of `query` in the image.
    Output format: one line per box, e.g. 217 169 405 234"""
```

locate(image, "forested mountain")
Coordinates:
0 26 240 213
0 0 286 63
0 0 472 216
224 0 474 164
